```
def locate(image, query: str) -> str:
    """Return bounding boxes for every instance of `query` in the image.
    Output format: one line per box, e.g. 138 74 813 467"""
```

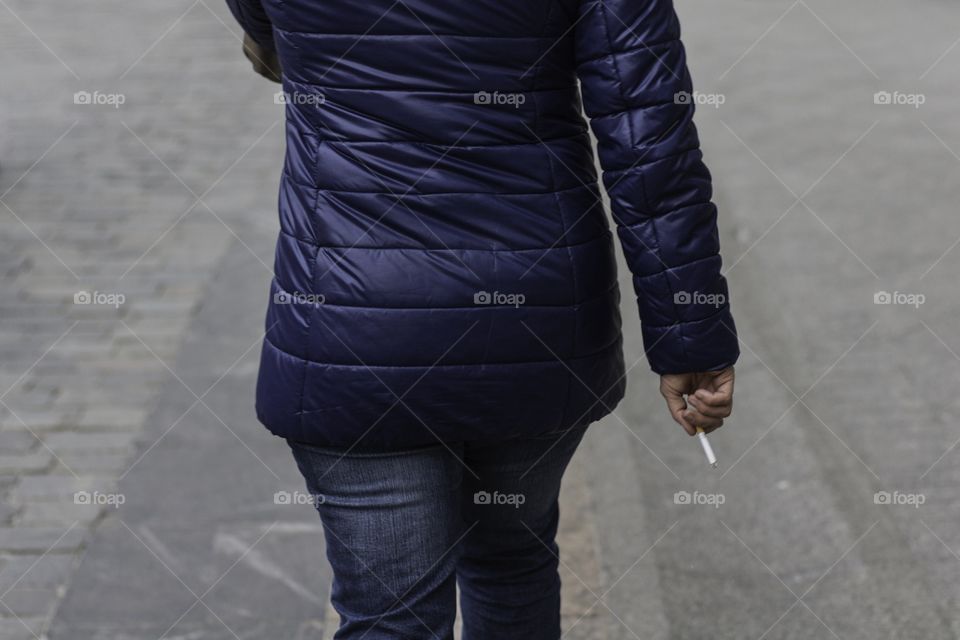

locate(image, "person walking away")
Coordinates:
225 0 738 637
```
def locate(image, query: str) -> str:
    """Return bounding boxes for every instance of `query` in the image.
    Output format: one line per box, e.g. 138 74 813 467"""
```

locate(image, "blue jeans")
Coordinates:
287 424 588 640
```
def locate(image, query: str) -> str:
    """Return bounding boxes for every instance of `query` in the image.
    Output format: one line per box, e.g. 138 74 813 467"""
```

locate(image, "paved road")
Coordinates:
1 0 959 638
0 0 286 637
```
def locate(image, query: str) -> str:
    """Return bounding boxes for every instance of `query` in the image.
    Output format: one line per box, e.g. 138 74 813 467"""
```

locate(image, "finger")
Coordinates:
663 391 696 436
683 410 723 431
669 398 697 436
688 396 731 419
710 371 735 398
701 421 724 434
695 375 733 402
693 388 731 407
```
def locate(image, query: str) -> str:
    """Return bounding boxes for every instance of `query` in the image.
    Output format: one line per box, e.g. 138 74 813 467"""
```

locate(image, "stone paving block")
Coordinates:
55 388 153 409
18 282 84 303
0 432 39 454
43 340 115 359
51 452 131 475
0 320 66 337
121 317 191 339
0 555 74 591
0 302 63 320
74 408 145 430
111 336 182 360
0 617 44 640
0 527 85 554
0 454 52 475
42 433 134 454
157 282 206 298
0 505 18 525
10 477 106 503
69 422 143 435
0 589 58 619
0 392 58 412
128 299 200 315
0 411 68 433
15 503 103 528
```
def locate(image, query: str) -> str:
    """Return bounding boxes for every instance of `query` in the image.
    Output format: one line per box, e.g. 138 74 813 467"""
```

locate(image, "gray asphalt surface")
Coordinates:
1 0 959 638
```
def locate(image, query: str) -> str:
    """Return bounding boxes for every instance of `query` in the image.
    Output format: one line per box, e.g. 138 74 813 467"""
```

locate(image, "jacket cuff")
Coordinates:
642 307 740 375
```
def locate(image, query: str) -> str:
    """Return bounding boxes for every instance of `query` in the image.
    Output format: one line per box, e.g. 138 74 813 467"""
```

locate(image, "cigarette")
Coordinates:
696 427 718 468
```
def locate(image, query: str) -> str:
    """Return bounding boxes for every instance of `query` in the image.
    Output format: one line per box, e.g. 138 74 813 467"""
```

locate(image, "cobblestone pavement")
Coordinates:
3 0 960 639
0 0 283 636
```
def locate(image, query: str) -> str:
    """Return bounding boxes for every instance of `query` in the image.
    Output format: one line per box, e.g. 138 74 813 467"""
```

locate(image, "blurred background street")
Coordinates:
2 0 960 638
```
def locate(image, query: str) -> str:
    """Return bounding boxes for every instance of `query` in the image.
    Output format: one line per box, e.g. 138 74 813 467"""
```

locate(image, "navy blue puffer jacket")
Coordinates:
226 0 739 449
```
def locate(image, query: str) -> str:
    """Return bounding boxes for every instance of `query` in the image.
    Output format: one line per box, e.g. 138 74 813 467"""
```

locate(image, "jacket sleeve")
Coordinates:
225 0 276 52
574 0 739 374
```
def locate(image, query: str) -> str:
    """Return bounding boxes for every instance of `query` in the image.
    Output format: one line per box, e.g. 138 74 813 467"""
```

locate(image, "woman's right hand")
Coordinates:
659 367 735 436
